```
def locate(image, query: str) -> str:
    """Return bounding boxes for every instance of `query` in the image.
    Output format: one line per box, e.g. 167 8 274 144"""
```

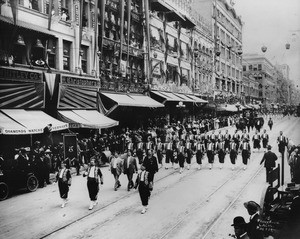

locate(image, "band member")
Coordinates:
135 165 151 214
210 130 217 143
185 140 193 170
241 129 250 142
145 137 153 154
252 130 261 153
232 130 241 146
177 141 186 174
83 158 103 210
207 139 215 169
195 139 206 170
110 151 123 191
261 129 269 151
203 132 210 148
156 138 164 167
127 138 134 152
56 160 72 208
123 150 138 191
217 130 224 142
136 140 144 164
229 139 238 170
224 130 231 152
277 131 287 155
240 138 251 170
165 140 174 169
216 139 226 169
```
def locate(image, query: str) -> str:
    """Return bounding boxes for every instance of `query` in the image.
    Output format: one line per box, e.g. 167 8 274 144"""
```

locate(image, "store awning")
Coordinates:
151 0 172 12
165 10 185 22
186 94 208 103
182 15 196 29
216 104 238 112
0 109 68 135
101 92 164 108
58 110 118 128
173 93 194 102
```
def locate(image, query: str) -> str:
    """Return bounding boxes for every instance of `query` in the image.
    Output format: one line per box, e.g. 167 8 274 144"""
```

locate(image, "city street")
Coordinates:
0 116 299 239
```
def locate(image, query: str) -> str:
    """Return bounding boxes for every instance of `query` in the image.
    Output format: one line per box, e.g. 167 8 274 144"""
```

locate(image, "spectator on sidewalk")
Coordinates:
231 216 250 239
110 151 123 191
243 201 264 239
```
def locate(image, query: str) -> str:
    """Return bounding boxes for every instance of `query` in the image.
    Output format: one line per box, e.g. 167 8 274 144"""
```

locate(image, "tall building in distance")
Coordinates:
191 0 243 104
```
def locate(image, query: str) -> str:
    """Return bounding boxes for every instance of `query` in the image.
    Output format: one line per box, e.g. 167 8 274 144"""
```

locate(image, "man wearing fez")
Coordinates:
260 145 278 183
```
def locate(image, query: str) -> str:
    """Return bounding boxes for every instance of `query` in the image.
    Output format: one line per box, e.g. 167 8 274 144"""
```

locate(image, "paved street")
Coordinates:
0 116 299 239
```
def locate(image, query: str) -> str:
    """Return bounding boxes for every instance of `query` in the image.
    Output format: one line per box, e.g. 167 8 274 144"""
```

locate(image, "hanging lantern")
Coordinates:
34 39 44 49
261 46 267 53
285 43 290 50
15 35 25 46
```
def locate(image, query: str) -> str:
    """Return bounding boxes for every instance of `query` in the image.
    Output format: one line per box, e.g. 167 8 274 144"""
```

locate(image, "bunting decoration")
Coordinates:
10 0 18 25
119 0 125 75
93 0 99 76
126 0 132 76
48 0 53 30
44 72 56 100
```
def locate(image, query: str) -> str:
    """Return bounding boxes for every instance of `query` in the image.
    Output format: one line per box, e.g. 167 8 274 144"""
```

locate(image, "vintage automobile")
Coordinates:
0 168 38 201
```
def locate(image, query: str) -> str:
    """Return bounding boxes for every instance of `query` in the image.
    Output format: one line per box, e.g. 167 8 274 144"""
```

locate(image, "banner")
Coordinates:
78 0 84 67
119 0 125 74
10 0 18 25
44 72 56 99
126 0 132 75
93 0 99 74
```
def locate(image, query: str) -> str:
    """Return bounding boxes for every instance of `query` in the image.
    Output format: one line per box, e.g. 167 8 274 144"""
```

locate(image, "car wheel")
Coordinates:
0 182 9 201
26 175 38 192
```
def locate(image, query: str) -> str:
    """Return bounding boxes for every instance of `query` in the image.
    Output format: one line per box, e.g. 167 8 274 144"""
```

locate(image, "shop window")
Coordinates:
47 38 56 69
248 65 252 71
63 40 71 71
81 45 88 73
258 64 262 71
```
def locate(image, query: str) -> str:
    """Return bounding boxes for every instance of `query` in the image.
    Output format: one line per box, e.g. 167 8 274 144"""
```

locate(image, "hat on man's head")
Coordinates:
45 149 52 153
267 145 272 150
231 216 247 227
244 201 260 212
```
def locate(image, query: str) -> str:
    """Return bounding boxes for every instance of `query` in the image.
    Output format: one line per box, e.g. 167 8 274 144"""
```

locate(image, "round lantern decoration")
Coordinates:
261 46 267 53
285 43 290 50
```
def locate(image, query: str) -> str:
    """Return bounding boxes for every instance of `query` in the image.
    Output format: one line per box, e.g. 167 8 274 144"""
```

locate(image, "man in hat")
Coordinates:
261 129 269 152
123 150 138 191
244 201 264 239
231 216 250 239
277 131 287 155
260 145 278 183
110 151 123 191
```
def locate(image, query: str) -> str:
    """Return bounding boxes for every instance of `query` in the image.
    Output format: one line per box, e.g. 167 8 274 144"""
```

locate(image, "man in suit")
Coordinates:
260 145 278 183
142 149 159 188
231 216 250 239
261 129 269 152
123 150 138 191
277 131 287 155
110 151 123 191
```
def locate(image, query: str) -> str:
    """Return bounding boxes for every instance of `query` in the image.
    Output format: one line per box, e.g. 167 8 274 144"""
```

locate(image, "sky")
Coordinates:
233 0 300 84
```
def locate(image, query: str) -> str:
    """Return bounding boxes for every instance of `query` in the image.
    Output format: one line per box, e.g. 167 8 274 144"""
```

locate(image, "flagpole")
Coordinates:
126 0 132 78
119 0 125 76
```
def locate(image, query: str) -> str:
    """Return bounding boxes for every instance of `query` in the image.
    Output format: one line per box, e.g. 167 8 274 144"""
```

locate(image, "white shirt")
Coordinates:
89 166 95 178
140 171 145 182
59 168 65 178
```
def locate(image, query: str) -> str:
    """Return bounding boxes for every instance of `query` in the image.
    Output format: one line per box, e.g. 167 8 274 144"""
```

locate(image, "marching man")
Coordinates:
207 138 215 169
240 138 251 170
56 160 72 208
195 138 206 170
229 138 238 170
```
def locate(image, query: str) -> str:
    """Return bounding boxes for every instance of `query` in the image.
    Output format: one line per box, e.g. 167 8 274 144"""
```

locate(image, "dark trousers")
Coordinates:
242 150 249 165
111 169 121 189
87 178 99 201
186 151 192 164
196 151 203 164
230 151 237 164
166 150 174 163
58 180 69 199
218 150 225 163
126 173 134 190
268 124 273 130
138 182 150 206
266 167 273 183
207 150 214 164
157 150 163 164
178 153 185 168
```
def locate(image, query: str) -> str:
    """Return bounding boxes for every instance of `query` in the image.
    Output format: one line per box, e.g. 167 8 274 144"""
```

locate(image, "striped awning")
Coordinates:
58 110 118 129
0 109 68 135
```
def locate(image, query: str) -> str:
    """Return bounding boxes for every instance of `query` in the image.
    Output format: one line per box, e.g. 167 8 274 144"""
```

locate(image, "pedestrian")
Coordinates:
268 117 273 130
291 147 300 183
83 158 103 210
231 216 250 239
110 151 123 191
288 147 299 182
261 129 269 152
260 145 278 183
229 138 238 170
44 149 52 184
252 130 261 153
277 131 287 155
240 138 251 170
35 149 47 188
56 160 72 208
142 149 159 188
123 150 138 191
134 165 151 214
243 201 264 239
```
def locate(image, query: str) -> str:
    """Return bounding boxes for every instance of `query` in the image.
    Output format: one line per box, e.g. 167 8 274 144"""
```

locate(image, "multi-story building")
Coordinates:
191 0 243 103
242 54 278 108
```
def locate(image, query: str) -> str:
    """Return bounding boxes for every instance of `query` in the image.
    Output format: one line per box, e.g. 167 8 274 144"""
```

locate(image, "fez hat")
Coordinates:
244 201 260 212
231 216 247 226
